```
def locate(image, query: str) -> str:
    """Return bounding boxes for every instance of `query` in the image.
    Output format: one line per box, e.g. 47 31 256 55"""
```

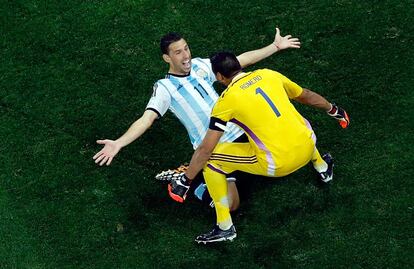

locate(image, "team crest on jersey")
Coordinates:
152 83 158 97
196 69 208 79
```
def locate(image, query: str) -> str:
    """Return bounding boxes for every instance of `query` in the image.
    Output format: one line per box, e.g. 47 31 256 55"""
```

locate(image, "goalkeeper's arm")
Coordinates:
294 88 350 128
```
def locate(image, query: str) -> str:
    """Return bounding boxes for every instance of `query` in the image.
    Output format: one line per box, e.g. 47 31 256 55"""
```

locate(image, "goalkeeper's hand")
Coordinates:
168 174 190 203
327 103 350 129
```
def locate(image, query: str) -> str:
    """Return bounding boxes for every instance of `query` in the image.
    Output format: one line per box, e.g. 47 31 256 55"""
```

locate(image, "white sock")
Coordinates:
313 162 328 173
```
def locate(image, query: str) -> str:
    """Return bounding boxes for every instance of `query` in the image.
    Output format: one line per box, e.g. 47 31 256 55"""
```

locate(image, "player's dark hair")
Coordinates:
210 51 242 78
160 32 183 55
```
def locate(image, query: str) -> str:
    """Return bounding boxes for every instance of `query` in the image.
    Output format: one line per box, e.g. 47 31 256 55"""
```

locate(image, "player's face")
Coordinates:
164 39 192 75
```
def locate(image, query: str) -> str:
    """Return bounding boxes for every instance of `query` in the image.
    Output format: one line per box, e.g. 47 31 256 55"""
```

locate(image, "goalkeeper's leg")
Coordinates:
203 165 233 231
311 148 327 172
193 179 240 211
311 147 334 182
303 117 334 182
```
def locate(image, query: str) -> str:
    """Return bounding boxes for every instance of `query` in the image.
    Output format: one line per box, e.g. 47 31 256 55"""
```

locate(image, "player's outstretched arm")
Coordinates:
93 110 158 166
293 88 332 111
237 27 301 68
294 88 350 128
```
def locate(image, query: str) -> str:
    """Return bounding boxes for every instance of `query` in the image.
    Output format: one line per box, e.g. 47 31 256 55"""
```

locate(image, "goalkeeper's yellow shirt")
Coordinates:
210 69 316 176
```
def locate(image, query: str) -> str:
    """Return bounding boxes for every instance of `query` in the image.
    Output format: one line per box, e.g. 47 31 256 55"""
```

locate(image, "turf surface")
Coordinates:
1 0 413 268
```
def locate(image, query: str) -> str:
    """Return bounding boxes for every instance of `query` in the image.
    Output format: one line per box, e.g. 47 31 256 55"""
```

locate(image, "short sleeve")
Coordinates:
193 58 217 83
280 74 303 99
145 82 171 118
266 69 303 99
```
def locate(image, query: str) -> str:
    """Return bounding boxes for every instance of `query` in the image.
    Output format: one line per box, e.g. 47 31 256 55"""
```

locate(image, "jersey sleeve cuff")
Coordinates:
145 107 162 119
209 117 227 132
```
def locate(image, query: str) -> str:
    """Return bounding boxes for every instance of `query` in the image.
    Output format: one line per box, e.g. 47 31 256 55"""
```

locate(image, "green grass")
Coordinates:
1 0 413 268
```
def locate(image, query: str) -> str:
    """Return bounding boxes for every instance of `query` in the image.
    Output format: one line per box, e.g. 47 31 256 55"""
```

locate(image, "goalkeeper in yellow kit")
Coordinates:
169 51 350 244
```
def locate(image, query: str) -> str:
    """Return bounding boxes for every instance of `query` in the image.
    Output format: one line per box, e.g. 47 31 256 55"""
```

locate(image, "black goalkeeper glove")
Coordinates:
168 173 190 203
327 103 350 129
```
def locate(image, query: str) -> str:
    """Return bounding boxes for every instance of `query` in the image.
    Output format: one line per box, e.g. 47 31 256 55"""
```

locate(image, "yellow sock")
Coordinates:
312 148 328 172
203 166 233 230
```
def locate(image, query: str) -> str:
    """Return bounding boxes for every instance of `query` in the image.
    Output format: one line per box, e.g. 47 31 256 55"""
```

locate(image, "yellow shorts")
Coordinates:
207 141 314 178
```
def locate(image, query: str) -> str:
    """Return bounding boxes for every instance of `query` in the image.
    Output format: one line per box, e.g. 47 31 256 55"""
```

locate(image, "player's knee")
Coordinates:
227 182 240 212
229 199 240 212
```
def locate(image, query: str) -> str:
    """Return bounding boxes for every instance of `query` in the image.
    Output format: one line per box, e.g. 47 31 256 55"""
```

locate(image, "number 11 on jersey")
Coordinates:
256 87 281 117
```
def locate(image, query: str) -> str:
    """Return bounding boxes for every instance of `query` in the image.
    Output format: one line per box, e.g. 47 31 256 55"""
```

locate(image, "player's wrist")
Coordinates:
183 173 192 182
114 139 126 149
272 42 280 51
326 103 334 114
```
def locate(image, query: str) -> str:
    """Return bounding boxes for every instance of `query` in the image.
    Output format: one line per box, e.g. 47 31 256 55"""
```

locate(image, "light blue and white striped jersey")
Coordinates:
146 57 244 149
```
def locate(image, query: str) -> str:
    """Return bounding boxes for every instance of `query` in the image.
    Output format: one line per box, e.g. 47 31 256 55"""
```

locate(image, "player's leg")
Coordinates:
195 143 266 244
227 181 240 212
203 143 264 227
195 165 237 244
311 147 328 172
193 177 239 211
203 166 233 230
199 171 240 223
312 148 334 182
303 117 334 182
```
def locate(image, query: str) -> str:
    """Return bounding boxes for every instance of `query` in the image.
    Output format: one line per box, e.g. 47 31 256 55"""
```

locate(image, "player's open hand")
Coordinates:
273 28 301 50
93 139 121 166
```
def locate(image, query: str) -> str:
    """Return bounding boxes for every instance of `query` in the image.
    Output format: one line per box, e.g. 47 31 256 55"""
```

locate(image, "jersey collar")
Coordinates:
229 72 251 87
166 72 191 78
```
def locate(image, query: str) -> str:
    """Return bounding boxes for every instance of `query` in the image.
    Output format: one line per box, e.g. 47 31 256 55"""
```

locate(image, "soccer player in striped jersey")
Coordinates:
168 52 349 243
93 28 301 208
